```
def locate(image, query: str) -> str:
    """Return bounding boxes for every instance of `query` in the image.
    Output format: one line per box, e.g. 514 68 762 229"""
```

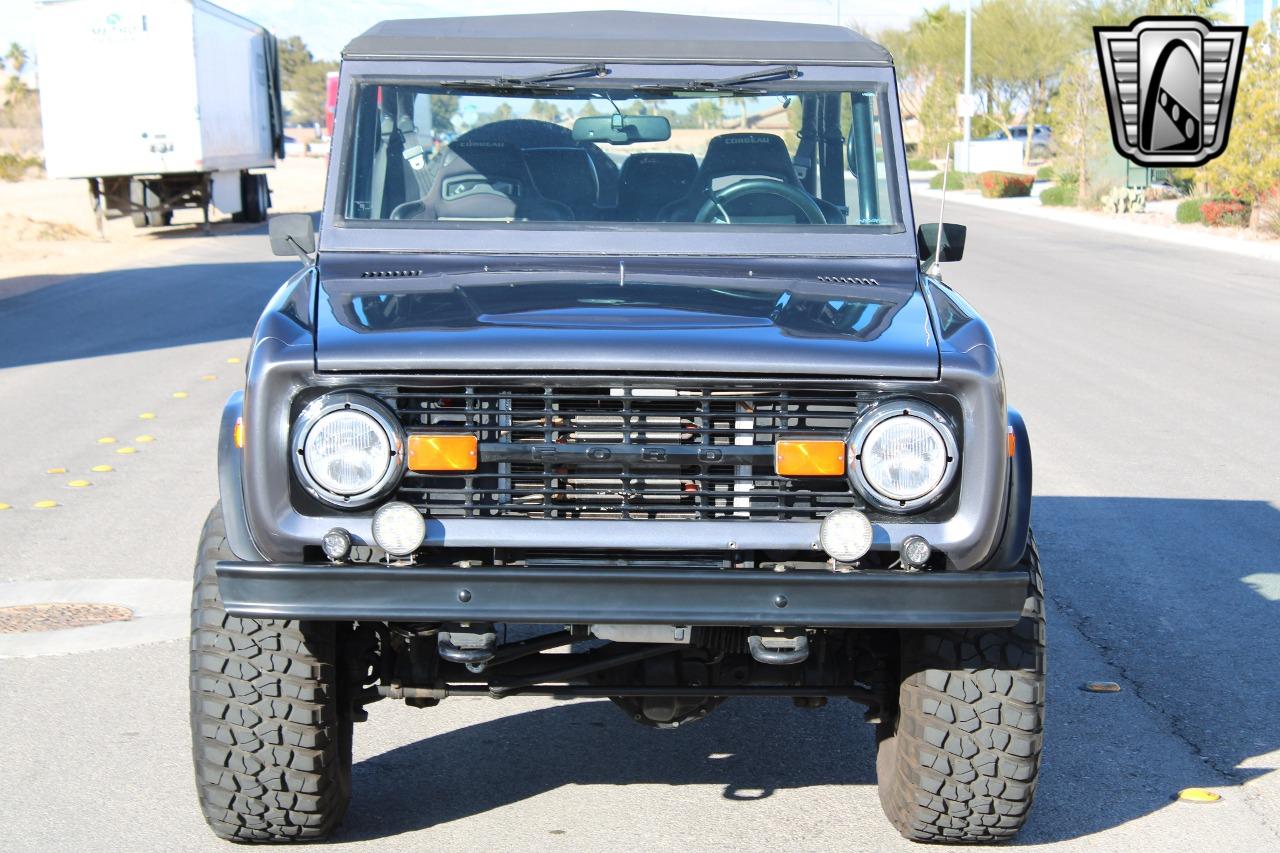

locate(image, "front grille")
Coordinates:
376 383 881 521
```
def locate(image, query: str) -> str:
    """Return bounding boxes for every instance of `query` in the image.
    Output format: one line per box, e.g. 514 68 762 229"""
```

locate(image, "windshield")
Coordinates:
342 81 901 230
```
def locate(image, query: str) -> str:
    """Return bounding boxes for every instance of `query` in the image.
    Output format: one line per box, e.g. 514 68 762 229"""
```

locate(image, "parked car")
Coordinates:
985 124 1053 158
191 11 1042 845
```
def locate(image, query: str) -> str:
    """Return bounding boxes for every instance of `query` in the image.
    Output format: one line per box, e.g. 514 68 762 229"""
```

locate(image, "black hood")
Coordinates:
313 255 938 379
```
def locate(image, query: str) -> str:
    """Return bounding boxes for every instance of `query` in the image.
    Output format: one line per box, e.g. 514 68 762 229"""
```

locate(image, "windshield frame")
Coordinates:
321 60 917 259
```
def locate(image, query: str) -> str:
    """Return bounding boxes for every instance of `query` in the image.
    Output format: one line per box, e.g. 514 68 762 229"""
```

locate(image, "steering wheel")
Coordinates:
694 179 827 225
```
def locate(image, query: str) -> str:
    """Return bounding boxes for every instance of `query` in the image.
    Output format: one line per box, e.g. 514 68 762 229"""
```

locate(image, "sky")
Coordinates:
3 0 939 70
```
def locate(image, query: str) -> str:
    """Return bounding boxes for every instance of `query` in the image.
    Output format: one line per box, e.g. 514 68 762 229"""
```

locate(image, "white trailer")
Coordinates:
35 0 284 230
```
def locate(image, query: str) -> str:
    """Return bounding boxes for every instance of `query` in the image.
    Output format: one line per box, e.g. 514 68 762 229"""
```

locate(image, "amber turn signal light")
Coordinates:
408 434 478 471
775 439 846 477
233 416 245 449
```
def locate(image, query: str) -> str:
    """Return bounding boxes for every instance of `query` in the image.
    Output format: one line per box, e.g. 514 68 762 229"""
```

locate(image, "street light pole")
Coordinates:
962 0 973 171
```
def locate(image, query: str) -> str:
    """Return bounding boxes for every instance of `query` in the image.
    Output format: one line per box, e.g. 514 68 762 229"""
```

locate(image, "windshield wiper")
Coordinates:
442 63 609 92
634 64 799 95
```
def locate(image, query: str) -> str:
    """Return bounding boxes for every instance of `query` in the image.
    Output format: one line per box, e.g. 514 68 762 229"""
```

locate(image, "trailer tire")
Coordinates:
129 180 163 228
190 504 353 841
233 172 269 224
875 537 1045 843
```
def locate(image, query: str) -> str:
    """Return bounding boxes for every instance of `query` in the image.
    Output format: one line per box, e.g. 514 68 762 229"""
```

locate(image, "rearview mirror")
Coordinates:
572 114 671 145
269 213 315 258
917 222 967 264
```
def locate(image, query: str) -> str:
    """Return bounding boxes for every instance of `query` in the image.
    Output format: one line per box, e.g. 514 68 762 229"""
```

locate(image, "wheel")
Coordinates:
232 172 269 223
189 504 352 841
129 180 163 227
875 537 1045 843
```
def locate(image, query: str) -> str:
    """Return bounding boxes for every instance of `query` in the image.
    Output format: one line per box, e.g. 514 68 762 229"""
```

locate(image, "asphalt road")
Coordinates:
0 197 1277 851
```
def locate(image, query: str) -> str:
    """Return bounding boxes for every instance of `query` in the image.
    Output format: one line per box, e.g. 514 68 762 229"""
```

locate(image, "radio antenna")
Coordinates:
929 142 951 278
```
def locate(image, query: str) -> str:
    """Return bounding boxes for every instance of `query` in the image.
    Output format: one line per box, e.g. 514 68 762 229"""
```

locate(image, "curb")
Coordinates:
912 184 1280 263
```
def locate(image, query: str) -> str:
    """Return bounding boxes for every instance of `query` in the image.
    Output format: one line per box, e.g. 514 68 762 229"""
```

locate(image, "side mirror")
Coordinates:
917 222 967 264
269 213 315 258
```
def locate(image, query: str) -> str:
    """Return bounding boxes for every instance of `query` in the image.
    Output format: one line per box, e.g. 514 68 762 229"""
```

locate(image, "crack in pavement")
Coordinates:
1047 589 1280 843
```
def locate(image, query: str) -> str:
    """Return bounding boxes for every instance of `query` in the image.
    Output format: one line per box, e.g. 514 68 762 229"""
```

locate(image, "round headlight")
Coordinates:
293 394 403 507
304 409 390 494
851 402 957 510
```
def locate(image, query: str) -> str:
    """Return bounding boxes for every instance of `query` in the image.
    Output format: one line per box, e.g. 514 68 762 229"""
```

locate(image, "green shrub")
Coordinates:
1039 184 1078 206
978 171 1035 198
1036 165 1055 181
1175 198 1205 224
907 157 936 172
928 170 968 190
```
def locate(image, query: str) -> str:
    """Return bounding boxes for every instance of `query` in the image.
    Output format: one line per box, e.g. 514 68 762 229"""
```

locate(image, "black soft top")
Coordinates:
342 10 892 66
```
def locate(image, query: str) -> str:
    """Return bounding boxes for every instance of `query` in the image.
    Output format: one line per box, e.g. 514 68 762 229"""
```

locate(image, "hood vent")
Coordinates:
816 275 878 286
360 269 423 278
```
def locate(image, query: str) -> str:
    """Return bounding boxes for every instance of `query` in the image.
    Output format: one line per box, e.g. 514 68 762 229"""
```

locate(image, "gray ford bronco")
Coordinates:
191 11 1043 844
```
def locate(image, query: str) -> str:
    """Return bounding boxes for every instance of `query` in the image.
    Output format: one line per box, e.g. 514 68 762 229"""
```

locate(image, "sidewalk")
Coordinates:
912 181 1280 263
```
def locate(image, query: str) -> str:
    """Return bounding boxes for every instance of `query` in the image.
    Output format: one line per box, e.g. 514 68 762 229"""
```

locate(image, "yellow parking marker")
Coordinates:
46 467 68 475
91 465 114 473
1177 788 1222 803
135 435 155 443
33 500 58 509
138 412 156 420
173 391 189 399
97 437 117 445
0 503 11 511
68 480 92 488
116 446 137 455
200 374 217 381
226 356 242 364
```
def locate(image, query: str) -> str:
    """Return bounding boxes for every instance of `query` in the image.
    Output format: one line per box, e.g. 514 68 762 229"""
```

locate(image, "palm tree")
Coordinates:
6 43 27 77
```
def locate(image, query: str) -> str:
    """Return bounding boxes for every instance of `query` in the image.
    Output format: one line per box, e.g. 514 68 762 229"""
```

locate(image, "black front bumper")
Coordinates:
216 562 1028 629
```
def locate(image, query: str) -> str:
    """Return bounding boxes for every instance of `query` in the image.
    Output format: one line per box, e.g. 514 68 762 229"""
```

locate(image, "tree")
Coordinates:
690 98 724 129
880 7 966 160
973 0 1076 163
6 42 27 77
277 36 336 126
1203 12 1280 206
527 99 561 122
1049 50 1113 201
4 42 31 102
430 94 461 132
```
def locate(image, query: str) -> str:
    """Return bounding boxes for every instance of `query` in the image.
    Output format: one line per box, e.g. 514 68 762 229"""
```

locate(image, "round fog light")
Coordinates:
321 527 352 563
900 534 932 568
371 502 426 557
819 509 873 563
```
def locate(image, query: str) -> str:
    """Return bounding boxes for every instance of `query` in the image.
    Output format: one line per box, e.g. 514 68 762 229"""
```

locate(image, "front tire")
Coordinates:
876 537 1045 843
189 504 352 841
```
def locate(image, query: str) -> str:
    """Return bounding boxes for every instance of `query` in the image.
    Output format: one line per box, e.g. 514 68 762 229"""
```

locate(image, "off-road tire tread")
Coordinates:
190 504 351 842
878 537 1045 843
